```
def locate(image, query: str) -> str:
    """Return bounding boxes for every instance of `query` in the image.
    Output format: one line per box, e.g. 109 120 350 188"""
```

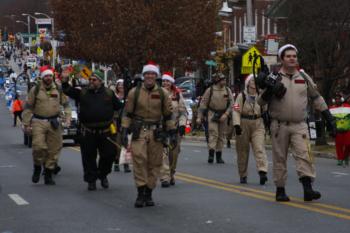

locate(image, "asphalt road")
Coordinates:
1 96 350 233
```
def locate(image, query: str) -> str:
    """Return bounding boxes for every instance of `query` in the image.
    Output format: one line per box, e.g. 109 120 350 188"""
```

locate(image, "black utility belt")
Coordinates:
241 114 261 120
81 124 110 134
275 119 305 125
142 122 161 130
33 114 59 120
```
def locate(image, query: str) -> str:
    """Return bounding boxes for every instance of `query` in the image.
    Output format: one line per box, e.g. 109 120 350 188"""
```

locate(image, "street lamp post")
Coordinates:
34 12 56 67
34 12 54 36
22 13 38 53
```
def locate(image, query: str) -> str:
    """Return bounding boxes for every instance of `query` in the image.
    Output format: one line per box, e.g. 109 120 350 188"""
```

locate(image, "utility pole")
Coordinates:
247 0 253 26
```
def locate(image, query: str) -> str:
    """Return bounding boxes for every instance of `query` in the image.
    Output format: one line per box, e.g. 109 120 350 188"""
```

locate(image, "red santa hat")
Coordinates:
40 66 54 78
142 61 160 77
162 71 174 83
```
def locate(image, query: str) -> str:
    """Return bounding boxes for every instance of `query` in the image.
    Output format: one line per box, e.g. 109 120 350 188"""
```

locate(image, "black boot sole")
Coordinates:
32 175 40 183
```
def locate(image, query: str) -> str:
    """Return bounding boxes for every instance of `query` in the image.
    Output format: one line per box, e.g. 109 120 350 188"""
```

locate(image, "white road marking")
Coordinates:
8 194 29 205
331 172 349 177
193 150 201 153
0 165 15 168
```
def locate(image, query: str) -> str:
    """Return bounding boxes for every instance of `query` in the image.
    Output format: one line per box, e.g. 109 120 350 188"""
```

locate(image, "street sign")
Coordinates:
241 46 261 74
80 66 92 79
205 60 217 67
35 18 52 25
243 26 256 44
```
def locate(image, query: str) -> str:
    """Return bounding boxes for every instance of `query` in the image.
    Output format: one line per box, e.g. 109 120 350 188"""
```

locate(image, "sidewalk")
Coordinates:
182 135 336 160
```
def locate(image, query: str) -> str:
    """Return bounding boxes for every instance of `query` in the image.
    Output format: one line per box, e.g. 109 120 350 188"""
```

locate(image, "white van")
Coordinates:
26 56 37 69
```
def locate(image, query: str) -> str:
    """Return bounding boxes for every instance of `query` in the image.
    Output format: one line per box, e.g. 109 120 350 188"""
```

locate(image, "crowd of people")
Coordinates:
2 43 350 208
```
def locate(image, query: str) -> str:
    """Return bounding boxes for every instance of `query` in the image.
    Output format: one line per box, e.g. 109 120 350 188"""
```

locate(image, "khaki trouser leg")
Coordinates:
45 126 62 169
251 120 268 173
290 122 316 179
131 130 149 188
32 121 49 166
160 148 170 182
208 119 219 150
146 131 164 189
236 121 250 178
169 135 181 177
216 119 226 151
271 121 290 187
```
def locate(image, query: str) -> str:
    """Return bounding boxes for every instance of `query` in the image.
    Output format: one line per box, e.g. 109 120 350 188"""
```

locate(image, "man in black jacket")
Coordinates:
61 69 123 191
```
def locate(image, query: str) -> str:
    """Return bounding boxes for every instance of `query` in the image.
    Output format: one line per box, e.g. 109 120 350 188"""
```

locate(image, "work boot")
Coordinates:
275 187 290 202
134 186 145 208
227 140 231 148
114 164 120 172
32 165 42 183
259 171 268 185
44 169 56 185
345 157 349 166
100 177 109 189
170 177 175 186
144 186 155 207
53 164 61 175
88 182 97 191
300 177 321 202
216 151 225 164
161 180 170 188
337 160 343 166
124 164 131 173
208 149 215 164
240 177 247 184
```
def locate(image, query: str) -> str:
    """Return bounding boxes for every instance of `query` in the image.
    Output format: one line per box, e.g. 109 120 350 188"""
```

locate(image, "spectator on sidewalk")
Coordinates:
329 93 350 166
12 94 24 127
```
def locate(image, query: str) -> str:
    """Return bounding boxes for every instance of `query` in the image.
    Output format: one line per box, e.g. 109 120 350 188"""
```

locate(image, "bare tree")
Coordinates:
50 0 219 75
283 0 350 101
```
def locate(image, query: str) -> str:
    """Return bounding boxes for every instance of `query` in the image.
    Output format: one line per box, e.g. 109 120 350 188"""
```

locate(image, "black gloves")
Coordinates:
234 125 242 136
121 127 129 147
321 110 337 137
261 87 275 102
261 82 287 101
273 82 287 99
178 126 186 136
168 129 178 149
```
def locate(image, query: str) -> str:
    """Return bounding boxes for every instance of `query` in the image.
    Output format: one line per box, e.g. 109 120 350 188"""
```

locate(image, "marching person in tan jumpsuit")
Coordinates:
121 62 176 208
233 74 268 185
159 72 188 187
257 44 336 202
197 73 233 164
22 67 71 185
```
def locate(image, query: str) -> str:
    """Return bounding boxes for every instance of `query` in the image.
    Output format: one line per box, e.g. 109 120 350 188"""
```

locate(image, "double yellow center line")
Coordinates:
176 172 350 221
68 146 350 221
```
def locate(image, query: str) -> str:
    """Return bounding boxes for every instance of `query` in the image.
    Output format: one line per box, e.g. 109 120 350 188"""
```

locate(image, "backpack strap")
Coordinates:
132 83 142 116
157 85 165 115
207 86 213 108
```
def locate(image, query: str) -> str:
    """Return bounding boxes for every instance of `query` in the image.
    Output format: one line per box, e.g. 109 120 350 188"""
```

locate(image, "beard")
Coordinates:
43 78 53 87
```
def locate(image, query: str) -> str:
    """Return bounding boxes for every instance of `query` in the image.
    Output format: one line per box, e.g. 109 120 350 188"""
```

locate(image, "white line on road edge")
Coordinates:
8 194 29 205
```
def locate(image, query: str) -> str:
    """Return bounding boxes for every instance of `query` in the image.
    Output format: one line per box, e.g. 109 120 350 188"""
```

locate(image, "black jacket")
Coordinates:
62 82 123 128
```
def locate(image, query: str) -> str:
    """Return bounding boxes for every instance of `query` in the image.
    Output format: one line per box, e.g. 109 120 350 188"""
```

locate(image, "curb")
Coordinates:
183 136 336 160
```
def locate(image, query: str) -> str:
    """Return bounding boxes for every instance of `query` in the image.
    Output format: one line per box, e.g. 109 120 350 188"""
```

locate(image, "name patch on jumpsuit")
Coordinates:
151 94 160 99
295 79 306 84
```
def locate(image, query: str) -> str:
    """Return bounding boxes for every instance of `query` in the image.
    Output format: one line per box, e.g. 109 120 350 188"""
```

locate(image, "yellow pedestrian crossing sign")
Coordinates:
80 66 92 79
241 46 261 74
